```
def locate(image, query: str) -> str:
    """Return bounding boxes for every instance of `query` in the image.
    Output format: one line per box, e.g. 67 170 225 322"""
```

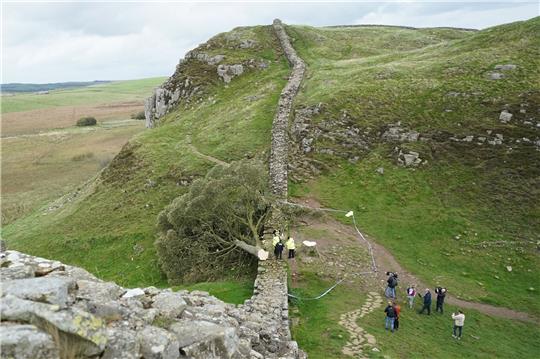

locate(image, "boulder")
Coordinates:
77 279 125 301
122 288 145 298
489 72 504 80
217 64 244 83
0 324 59 359
1 276 75 307
102 326 140 359
499 110 513 123
169 320 239 359
152 291 187 318
0 265 35 280
494 64 517 70
1 295 108 356
137 325 180 359
82 300 125 322
239 39 257 48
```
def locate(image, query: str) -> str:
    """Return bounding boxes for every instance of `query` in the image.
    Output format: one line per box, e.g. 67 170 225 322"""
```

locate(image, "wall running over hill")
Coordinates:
269 19 306 197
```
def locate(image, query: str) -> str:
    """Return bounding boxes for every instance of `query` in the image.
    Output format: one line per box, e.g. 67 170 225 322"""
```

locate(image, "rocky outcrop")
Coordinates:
0 250 305 359
144 34 269 129
217 64 244 83
269 19 306 197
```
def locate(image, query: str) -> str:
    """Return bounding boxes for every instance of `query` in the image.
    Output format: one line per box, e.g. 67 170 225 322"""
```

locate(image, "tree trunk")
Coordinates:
234 240 269 260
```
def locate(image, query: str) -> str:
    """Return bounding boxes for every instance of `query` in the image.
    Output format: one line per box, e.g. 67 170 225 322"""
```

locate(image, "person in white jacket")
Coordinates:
451 310 465 339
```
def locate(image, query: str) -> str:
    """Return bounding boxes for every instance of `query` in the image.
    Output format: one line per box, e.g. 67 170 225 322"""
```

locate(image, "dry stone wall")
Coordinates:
0 250 305 359
269 19 306 197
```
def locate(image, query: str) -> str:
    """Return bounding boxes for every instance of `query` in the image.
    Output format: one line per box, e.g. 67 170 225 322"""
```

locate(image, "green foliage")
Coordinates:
76 117 97 126
156 160 270 284
131 111 146 120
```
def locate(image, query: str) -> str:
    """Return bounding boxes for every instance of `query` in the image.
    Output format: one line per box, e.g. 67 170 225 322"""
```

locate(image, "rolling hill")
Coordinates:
3 17 539 359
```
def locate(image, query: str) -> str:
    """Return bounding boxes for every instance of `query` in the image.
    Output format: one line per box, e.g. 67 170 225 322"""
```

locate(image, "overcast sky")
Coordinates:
2 1 538 83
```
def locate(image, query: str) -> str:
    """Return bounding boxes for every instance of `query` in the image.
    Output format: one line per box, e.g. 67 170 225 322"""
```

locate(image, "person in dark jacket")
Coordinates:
418 288 432 315
435 287 447 314
275 240 284 260
385 272 398 299
384 301 396 332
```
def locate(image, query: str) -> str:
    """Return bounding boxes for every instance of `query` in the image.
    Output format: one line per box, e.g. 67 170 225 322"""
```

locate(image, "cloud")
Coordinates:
2 2 538 83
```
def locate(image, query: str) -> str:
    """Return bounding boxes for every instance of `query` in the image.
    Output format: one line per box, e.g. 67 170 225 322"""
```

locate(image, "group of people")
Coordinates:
271 230 296 260
384 272 466 339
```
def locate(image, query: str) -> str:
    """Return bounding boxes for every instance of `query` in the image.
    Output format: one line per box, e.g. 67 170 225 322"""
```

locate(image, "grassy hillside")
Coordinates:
3 18 539 359
287 18 540 314
3 25 289 287
1 77 165 113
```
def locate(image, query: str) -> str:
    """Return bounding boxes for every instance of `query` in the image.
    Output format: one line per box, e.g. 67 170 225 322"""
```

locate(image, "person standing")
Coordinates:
418 288 432 315
385 272 398 299
272 231 281 259
384 301 396 332
435 287 447 314
286 236 296 259
275 240 284 260
393 302 401 331
406 285 417 309
451 310 465 339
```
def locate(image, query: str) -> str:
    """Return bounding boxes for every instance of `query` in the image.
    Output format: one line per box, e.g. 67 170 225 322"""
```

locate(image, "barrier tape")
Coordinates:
288 278 345 300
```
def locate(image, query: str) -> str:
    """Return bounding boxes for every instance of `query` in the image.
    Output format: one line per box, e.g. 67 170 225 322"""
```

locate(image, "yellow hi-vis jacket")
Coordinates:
286 238 296 250
272 236 280 247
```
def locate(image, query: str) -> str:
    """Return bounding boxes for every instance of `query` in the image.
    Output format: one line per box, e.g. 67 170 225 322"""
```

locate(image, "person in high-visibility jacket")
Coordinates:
272 230 281 259
286 236 296 259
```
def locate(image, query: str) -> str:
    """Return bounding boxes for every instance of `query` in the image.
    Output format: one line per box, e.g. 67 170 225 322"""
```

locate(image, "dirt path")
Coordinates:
187 143 229 167
369 239 536 323
290 197 536 324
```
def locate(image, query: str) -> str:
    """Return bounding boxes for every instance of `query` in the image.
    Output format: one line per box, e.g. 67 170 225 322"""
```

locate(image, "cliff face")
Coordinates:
1 250 305 359
144 28 274 128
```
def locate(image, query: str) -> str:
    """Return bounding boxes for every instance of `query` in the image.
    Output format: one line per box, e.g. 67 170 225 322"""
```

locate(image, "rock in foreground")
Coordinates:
0 250 306 359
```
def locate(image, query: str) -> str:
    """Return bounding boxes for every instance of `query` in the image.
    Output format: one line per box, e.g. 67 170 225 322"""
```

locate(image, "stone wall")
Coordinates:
0 250 304 359
269 19 306 197
239 260 305 358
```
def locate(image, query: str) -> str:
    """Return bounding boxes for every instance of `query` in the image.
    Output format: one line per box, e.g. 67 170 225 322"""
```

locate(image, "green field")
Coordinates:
1 77 166 113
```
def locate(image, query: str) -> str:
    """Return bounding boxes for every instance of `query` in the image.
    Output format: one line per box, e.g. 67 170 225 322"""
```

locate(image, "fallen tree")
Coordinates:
155 160 271 283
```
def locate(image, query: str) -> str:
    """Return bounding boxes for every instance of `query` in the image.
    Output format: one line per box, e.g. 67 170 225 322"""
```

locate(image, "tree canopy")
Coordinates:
155 160 271 283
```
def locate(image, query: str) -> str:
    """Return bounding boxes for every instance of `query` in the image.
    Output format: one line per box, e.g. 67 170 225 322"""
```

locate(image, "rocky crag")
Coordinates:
0 250 304 359
144 31 269 128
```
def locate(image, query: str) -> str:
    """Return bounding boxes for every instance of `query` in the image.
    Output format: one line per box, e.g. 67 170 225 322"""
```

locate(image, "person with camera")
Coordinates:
385 272 398 299
451 310 466 339
435 287 447 314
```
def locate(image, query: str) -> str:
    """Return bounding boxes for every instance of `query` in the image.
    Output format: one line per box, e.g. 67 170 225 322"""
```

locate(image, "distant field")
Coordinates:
2 101 144 137
1 78 161 224
1 77 165 113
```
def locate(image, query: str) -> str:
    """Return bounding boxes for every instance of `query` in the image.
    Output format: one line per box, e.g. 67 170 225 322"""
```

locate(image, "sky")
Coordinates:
2 1 538 83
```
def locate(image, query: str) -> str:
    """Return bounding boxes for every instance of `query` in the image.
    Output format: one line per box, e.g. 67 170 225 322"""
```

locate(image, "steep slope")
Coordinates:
3 25 289 287
286 18 540 314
